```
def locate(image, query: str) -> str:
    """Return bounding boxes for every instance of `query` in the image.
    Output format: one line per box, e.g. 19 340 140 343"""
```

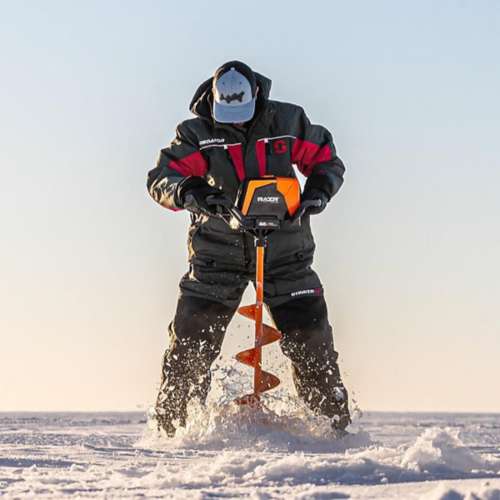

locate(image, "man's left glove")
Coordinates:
293 188 330 221
301 188 329 215
176 177 231 217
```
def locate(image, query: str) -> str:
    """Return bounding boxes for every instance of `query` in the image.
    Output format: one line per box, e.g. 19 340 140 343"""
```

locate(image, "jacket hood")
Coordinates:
189 71 272 120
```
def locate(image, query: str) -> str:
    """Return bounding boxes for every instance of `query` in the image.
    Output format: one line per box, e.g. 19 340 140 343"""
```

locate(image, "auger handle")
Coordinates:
206 195 319 230
205 195 249 228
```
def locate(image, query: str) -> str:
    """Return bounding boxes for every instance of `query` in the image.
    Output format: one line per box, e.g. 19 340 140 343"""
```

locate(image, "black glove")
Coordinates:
293 188 329 221
176 177 230 216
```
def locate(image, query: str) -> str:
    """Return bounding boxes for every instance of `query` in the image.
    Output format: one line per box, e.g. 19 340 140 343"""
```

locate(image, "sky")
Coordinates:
1 0 499 412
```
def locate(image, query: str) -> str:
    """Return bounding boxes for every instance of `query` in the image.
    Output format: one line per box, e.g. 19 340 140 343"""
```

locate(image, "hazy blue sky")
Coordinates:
1 0 499 412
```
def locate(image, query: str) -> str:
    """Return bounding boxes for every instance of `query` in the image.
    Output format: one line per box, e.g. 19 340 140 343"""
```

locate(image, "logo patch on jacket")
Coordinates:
199 138 226 146
273 139 288 154
290 287 323 298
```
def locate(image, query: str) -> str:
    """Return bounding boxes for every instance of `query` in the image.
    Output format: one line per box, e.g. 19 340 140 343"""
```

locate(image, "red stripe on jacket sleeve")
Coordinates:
227 144 246 181
291 138 332 177
255 140 267 177
169 151 208 177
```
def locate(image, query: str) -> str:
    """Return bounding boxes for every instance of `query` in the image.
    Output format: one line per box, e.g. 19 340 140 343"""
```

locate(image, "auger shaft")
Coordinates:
253 244 264 398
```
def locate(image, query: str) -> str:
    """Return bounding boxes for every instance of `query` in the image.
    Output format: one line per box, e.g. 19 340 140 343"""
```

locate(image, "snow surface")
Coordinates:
1 409 499 498
1 362 500 498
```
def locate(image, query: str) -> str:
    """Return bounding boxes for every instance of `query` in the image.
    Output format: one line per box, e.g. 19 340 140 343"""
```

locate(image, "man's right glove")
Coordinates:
176 177 231 217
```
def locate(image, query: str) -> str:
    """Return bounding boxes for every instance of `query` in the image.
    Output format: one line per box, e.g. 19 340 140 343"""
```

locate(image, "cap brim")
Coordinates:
213 97 256 123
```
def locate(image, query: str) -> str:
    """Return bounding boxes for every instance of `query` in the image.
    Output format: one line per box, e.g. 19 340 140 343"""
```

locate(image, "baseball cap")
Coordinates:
212 61 257 123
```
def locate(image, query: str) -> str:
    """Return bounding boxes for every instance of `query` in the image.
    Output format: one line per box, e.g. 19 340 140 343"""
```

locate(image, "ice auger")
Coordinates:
208 177 320 407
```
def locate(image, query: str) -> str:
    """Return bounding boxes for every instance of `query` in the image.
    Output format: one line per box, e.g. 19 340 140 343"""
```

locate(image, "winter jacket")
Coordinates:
147 71 345 286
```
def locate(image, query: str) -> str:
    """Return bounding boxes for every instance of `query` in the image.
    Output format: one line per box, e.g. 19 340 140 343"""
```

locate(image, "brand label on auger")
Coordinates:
257 196 280 203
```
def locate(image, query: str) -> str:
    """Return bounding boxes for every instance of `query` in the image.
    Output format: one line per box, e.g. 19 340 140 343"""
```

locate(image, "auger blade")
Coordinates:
235 348 257 367
235 306 283 403
260 324 282 345
238 304 256 320
257 371 281 393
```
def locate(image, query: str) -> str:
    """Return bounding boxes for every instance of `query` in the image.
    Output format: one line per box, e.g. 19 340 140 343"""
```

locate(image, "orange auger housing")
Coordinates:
233 177 301 406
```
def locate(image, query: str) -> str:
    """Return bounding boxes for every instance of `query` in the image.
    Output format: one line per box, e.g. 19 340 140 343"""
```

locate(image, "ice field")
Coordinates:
1 408 499 499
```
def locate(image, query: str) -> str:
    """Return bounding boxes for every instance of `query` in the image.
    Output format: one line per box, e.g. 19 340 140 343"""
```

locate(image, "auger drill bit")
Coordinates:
235 244 282 406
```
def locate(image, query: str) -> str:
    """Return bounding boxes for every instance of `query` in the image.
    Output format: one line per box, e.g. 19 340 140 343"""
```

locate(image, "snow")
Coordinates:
1 363 499 498
1 409 499 498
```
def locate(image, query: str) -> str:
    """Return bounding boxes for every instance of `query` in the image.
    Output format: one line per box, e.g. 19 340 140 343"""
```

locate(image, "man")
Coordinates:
147 61 350 436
